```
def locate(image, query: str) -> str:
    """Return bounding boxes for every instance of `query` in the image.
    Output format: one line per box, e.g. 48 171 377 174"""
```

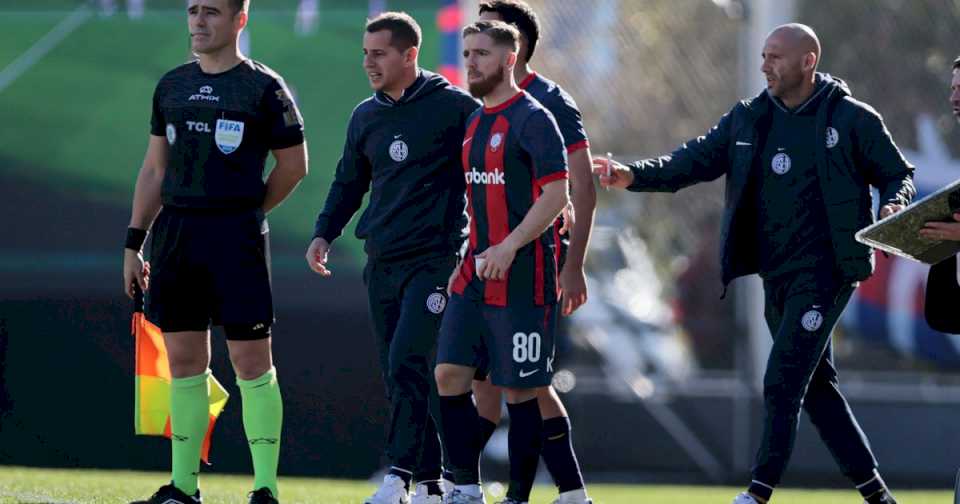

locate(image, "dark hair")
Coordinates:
953 56 960 70
462 20 520 53
366 11 422 50
479 0 539 62
228 0 249 14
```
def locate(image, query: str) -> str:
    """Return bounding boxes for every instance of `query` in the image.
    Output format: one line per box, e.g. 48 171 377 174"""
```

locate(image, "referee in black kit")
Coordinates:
595 24 912 504
306 12 479 504
122 1 307 503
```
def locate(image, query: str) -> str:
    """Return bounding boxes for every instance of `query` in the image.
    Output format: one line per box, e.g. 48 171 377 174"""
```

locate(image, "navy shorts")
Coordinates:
437 293 557 388
145 206 273 338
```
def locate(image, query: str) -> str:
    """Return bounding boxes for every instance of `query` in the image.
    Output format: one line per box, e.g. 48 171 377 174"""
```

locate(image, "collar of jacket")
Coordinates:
740 72 851 123
374 70 428 107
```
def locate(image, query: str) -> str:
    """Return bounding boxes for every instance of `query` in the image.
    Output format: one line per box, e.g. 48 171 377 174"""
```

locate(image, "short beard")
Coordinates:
468 65 506 98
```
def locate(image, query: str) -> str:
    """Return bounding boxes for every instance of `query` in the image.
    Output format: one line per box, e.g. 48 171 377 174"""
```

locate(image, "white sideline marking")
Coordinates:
0 5 92 94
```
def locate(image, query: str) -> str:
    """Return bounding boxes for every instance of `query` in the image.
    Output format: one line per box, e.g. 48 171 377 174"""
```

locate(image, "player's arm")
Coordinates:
477 179 569 281
123 134 168 298
560 145 597 315
306 114 372 277
856 107 916 218
262 142 308 213
548 91 596 314
593 110 734 191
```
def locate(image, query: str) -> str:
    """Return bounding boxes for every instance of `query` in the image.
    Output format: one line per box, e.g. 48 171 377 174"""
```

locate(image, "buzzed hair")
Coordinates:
462 20 520 54
479 0 540 62
228 0 249 13
366 11 422 50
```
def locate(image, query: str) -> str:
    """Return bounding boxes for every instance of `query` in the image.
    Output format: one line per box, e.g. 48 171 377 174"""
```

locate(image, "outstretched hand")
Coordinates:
592 157 634 190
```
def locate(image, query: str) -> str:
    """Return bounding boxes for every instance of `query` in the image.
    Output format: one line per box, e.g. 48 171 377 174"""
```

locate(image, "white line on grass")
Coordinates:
0 5 92 95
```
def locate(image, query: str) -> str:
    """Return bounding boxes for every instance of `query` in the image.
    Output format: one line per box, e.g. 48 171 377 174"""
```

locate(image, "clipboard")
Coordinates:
855 178 960 264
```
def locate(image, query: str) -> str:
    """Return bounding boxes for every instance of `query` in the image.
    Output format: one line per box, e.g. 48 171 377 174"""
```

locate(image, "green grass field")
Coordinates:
0 467 950 504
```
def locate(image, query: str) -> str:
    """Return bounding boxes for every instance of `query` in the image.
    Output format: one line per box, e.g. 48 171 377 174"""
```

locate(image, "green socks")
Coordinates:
169 368 283 496
170 370 211 495
238 367 283 497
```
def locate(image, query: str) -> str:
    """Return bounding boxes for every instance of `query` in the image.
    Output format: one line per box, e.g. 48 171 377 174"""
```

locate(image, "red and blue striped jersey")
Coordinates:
451 91 568 307
520 72 591 271
520 72 589 156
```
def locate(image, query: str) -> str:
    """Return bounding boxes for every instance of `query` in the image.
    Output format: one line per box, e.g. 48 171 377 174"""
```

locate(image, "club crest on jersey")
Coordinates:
166 123 176 145
801 309 824 332
771 152 791 175
389 140 408 162
489 133 503 151
826 127 839 149
426 292 447 314
215 119 244 154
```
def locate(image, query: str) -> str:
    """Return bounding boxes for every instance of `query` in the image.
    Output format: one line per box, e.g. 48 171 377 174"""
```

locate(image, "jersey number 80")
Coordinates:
512 332 542 363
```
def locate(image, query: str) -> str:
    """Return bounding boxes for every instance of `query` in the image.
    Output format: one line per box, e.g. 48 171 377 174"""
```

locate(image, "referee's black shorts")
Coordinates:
145 206 273 339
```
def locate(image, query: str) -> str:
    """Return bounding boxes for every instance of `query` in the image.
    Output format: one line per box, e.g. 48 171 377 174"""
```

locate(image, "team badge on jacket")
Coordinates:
389 139 408 162
215 119 244 154
826 127 839 149
801 309 824 332
771 152 792 175
426 291 447 314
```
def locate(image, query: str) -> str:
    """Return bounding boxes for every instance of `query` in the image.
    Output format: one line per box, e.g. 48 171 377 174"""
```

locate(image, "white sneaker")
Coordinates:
411 483 443 504
732 492 760 504
444 488 486 504
550 488 592 504
441 477 455 497
364 474 411 504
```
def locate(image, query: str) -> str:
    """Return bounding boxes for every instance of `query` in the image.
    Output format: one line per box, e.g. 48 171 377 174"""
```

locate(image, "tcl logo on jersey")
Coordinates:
189 85 220 102
465 167 505 185
186 121 211 133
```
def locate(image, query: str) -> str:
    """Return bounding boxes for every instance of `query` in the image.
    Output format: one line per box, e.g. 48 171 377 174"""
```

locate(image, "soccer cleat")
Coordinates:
549 498 592 504
411 482 443 504
249 487 279 504
130 483 201 504
732 493 760 504
364 474 411 504
494 499 526 504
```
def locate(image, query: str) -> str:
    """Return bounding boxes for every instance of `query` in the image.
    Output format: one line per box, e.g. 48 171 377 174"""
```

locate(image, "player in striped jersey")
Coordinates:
435 20 569 504
473 2 596 503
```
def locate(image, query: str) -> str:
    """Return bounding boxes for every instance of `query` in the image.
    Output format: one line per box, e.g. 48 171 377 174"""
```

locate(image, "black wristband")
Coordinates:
125 227 148 251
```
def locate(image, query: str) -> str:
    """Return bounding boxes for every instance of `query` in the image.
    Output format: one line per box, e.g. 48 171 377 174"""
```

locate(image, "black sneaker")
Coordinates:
249 487 279 504
130 483 201 504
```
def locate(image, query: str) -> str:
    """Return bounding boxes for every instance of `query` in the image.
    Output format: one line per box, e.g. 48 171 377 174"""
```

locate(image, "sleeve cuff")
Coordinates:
566 139 589 154
313 219 338 243
537 171 569 187
626 165 645 192
271 133 305 151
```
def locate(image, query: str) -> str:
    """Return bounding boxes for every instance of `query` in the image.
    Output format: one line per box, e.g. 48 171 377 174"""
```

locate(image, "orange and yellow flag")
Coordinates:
132 296 228 464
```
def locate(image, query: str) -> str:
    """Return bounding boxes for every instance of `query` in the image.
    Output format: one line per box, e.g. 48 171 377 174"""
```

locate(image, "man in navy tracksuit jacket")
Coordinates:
306 13 479 504
595 24 912 504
